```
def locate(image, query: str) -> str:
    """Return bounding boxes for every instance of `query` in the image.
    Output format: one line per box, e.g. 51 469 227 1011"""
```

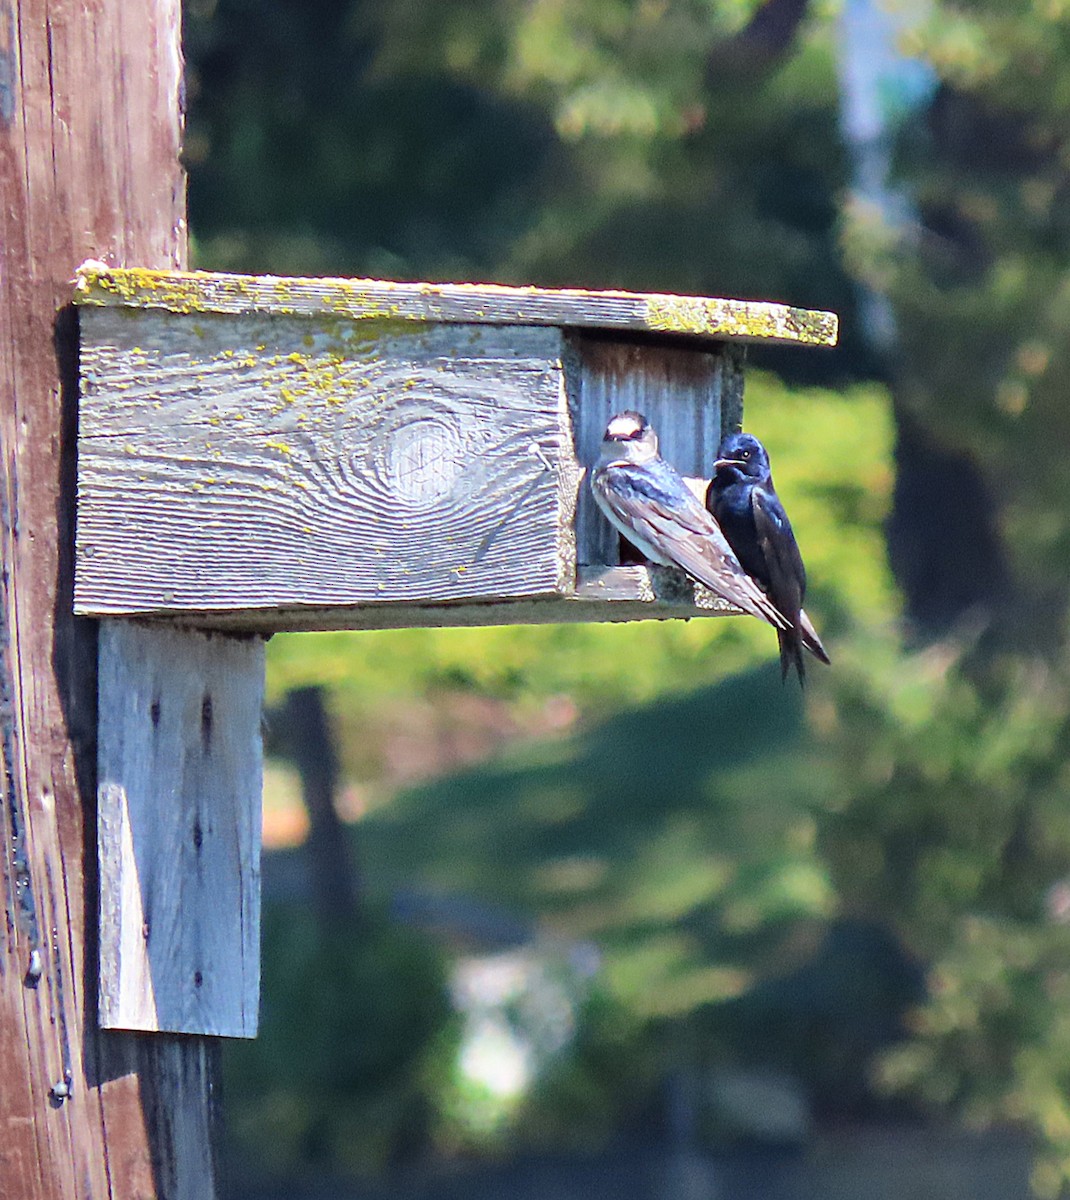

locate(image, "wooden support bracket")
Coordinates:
97 622 264 1037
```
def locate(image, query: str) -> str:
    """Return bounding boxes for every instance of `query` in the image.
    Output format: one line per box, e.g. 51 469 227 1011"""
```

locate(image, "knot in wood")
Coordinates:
383 416 465 509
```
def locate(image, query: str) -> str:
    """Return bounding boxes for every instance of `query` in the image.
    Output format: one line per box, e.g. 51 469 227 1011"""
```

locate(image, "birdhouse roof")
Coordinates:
73 261 838 349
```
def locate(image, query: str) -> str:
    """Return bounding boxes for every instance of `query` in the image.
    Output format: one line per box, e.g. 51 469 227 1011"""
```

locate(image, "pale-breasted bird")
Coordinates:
706 431 830 685
590 411 789 631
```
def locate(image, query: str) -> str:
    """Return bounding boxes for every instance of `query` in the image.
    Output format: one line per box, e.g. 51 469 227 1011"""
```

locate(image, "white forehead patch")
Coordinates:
606 413 643 439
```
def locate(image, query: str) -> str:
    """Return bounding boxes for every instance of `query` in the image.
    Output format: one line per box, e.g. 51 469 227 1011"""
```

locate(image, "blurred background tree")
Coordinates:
183 0 1070 1195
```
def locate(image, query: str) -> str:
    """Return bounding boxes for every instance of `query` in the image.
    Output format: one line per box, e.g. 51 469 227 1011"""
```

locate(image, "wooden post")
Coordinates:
0 1 230 1196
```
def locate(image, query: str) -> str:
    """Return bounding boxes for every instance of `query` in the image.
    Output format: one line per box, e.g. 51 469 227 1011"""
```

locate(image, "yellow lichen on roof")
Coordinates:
72 261 838 348
645 295 838 347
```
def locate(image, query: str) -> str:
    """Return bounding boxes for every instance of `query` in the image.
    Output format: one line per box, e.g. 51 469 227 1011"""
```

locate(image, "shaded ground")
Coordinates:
225 1127 1032 1200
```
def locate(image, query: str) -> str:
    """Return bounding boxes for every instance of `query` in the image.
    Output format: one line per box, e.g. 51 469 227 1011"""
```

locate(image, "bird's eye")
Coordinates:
740 448 751 459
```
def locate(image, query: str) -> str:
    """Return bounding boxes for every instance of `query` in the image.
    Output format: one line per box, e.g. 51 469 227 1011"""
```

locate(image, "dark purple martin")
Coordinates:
706 431 830 685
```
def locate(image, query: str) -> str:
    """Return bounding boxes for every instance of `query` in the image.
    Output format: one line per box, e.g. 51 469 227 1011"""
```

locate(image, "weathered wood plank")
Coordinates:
73 261 839 348
97 579 732 633
575 565 737 610
0 0 231 1195
76 311 571 616
97 623 263 1037
75 313 767 629
569 335 731 573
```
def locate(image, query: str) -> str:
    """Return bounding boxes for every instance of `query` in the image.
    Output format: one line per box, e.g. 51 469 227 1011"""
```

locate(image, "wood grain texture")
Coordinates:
0 1 225 1197
116 585 735 633
76 311 571 617
575 565 738 611
75 316 770 629
97 623 263 1037
73 261 840 348
571 334 733 570
719 345 746 436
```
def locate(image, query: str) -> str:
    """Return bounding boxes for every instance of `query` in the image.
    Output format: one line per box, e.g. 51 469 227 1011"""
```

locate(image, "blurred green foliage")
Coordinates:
186 0 1070 1190
225 905 457 1174
185 0 872 377
847 1 1070 634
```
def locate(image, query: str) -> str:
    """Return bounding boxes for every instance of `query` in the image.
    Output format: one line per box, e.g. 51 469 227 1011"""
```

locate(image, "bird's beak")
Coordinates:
713 458 745 471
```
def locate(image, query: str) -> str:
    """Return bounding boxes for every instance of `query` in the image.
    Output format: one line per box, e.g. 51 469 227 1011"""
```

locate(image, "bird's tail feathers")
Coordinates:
777 628 806 687
799 609 831 666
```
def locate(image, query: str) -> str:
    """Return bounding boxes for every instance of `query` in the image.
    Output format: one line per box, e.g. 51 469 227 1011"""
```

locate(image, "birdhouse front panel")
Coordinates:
77 305 571 622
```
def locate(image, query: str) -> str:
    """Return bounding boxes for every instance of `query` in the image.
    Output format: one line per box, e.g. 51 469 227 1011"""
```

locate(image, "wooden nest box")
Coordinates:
73 263 837 632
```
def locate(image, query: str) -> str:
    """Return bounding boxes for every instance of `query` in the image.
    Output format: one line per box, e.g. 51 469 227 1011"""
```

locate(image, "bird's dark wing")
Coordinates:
750 486 806 623
596 473 788 629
